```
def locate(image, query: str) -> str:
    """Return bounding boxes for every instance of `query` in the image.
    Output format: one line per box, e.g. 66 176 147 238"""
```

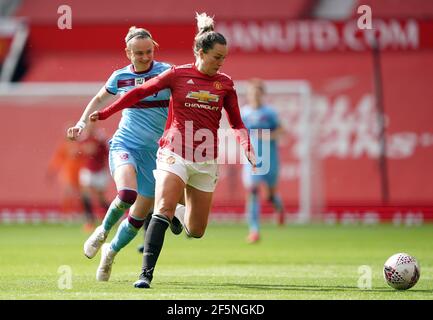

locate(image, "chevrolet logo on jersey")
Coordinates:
186 90 219 103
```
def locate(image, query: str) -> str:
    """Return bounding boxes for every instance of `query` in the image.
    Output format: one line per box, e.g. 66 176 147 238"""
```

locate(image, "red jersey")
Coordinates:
99 63 252 162
79 134 108 172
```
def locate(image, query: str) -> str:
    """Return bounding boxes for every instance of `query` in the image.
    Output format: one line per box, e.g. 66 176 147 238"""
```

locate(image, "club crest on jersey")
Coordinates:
119 153 129 160
213 81 223 90
186 90 219 103
135 78 145 86
166 156 176 165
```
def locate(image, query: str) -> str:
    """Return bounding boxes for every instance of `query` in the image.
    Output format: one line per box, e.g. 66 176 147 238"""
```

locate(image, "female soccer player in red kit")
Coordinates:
90 13 256 288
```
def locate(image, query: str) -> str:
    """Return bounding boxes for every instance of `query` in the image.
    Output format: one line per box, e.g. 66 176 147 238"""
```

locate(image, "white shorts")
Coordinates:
79 168 109 190
154 148 219 193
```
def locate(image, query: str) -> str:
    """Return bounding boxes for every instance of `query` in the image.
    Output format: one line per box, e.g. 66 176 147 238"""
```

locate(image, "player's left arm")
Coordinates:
270 124 286 140
269 109 286 140
223 86 256 168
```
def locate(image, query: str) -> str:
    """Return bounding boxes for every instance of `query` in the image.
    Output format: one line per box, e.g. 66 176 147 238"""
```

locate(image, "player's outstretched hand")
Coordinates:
246 149 257 173
89 111 100 122
67 125 83 141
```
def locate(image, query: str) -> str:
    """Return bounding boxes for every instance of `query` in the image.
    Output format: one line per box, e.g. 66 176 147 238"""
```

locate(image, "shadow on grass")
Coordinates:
161 281 432 294
233 283 431 293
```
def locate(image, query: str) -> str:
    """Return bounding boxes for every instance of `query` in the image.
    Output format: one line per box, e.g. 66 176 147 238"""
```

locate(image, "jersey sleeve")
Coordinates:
98 67 175 120
105 71 119 95
223 84 254 155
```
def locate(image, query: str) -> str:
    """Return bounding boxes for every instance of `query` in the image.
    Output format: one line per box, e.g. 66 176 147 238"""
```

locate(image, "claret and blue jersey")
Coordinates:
106 61 171 149
105 60 171 197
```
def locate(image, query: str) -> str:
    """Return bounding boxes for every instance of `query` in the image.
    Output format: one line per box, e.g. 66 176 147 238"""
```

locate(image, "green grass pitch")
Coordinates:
1 222 432 299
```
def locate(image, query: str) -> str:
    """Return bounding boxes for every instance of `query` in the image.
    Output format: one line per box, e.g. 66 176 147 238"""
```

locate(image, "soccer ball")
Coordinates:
383 253 420 290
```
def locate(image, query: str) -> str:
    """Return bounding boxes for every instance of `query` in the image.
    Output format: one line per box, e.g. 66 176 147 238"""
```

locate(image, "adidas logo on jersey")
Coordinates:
187 79 195 85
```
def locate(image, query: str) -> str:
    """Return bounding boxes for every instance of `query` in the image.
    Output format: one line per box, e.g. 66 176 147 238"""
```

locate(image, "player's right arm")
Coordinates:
67 87 115 140
91 67 174 121
269 124 286 140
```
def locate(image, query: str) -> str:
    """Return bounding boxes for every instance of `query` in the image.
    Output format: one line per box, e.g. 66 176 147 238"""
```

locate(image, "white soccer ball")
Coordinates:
383 253 420 290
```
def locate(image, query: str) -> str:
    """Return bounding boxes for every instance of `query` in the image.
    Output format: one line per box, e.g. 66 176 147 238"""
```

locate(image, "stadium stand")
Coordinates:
1 0 433 223
356 0 433 19
14 0 315 22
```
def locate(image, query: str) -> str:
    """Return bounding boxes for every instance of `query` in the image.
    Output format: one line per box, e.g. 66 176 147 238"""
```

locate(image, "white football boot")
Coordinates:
172 204 186 234
83 225 108 259
96 243 117 281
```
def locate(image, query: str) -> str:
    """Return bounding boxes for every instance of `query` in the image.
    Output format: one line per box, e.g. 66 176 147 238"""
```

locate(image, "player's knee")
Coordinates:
185 226 205 238
190 233 204 239
117 189 137 205
155 198 177 216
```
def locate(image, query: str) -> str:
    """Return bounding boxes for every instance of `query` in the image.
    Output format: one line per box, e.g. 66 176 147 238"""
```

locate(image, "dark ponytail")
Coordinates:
193 12 226 56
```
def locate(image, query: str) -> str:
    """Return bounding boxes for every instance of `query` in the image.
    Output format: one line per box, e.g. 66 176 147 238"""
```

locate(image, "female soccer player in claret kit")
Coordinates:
67 26 184 282
89 13 256 288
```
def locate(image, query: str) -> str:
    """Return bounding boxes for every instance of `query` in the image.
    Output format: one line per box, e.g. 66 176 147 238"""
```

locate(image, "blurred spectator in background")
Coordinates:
47 135 83 218
241 78 286 243
78 123 110 232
